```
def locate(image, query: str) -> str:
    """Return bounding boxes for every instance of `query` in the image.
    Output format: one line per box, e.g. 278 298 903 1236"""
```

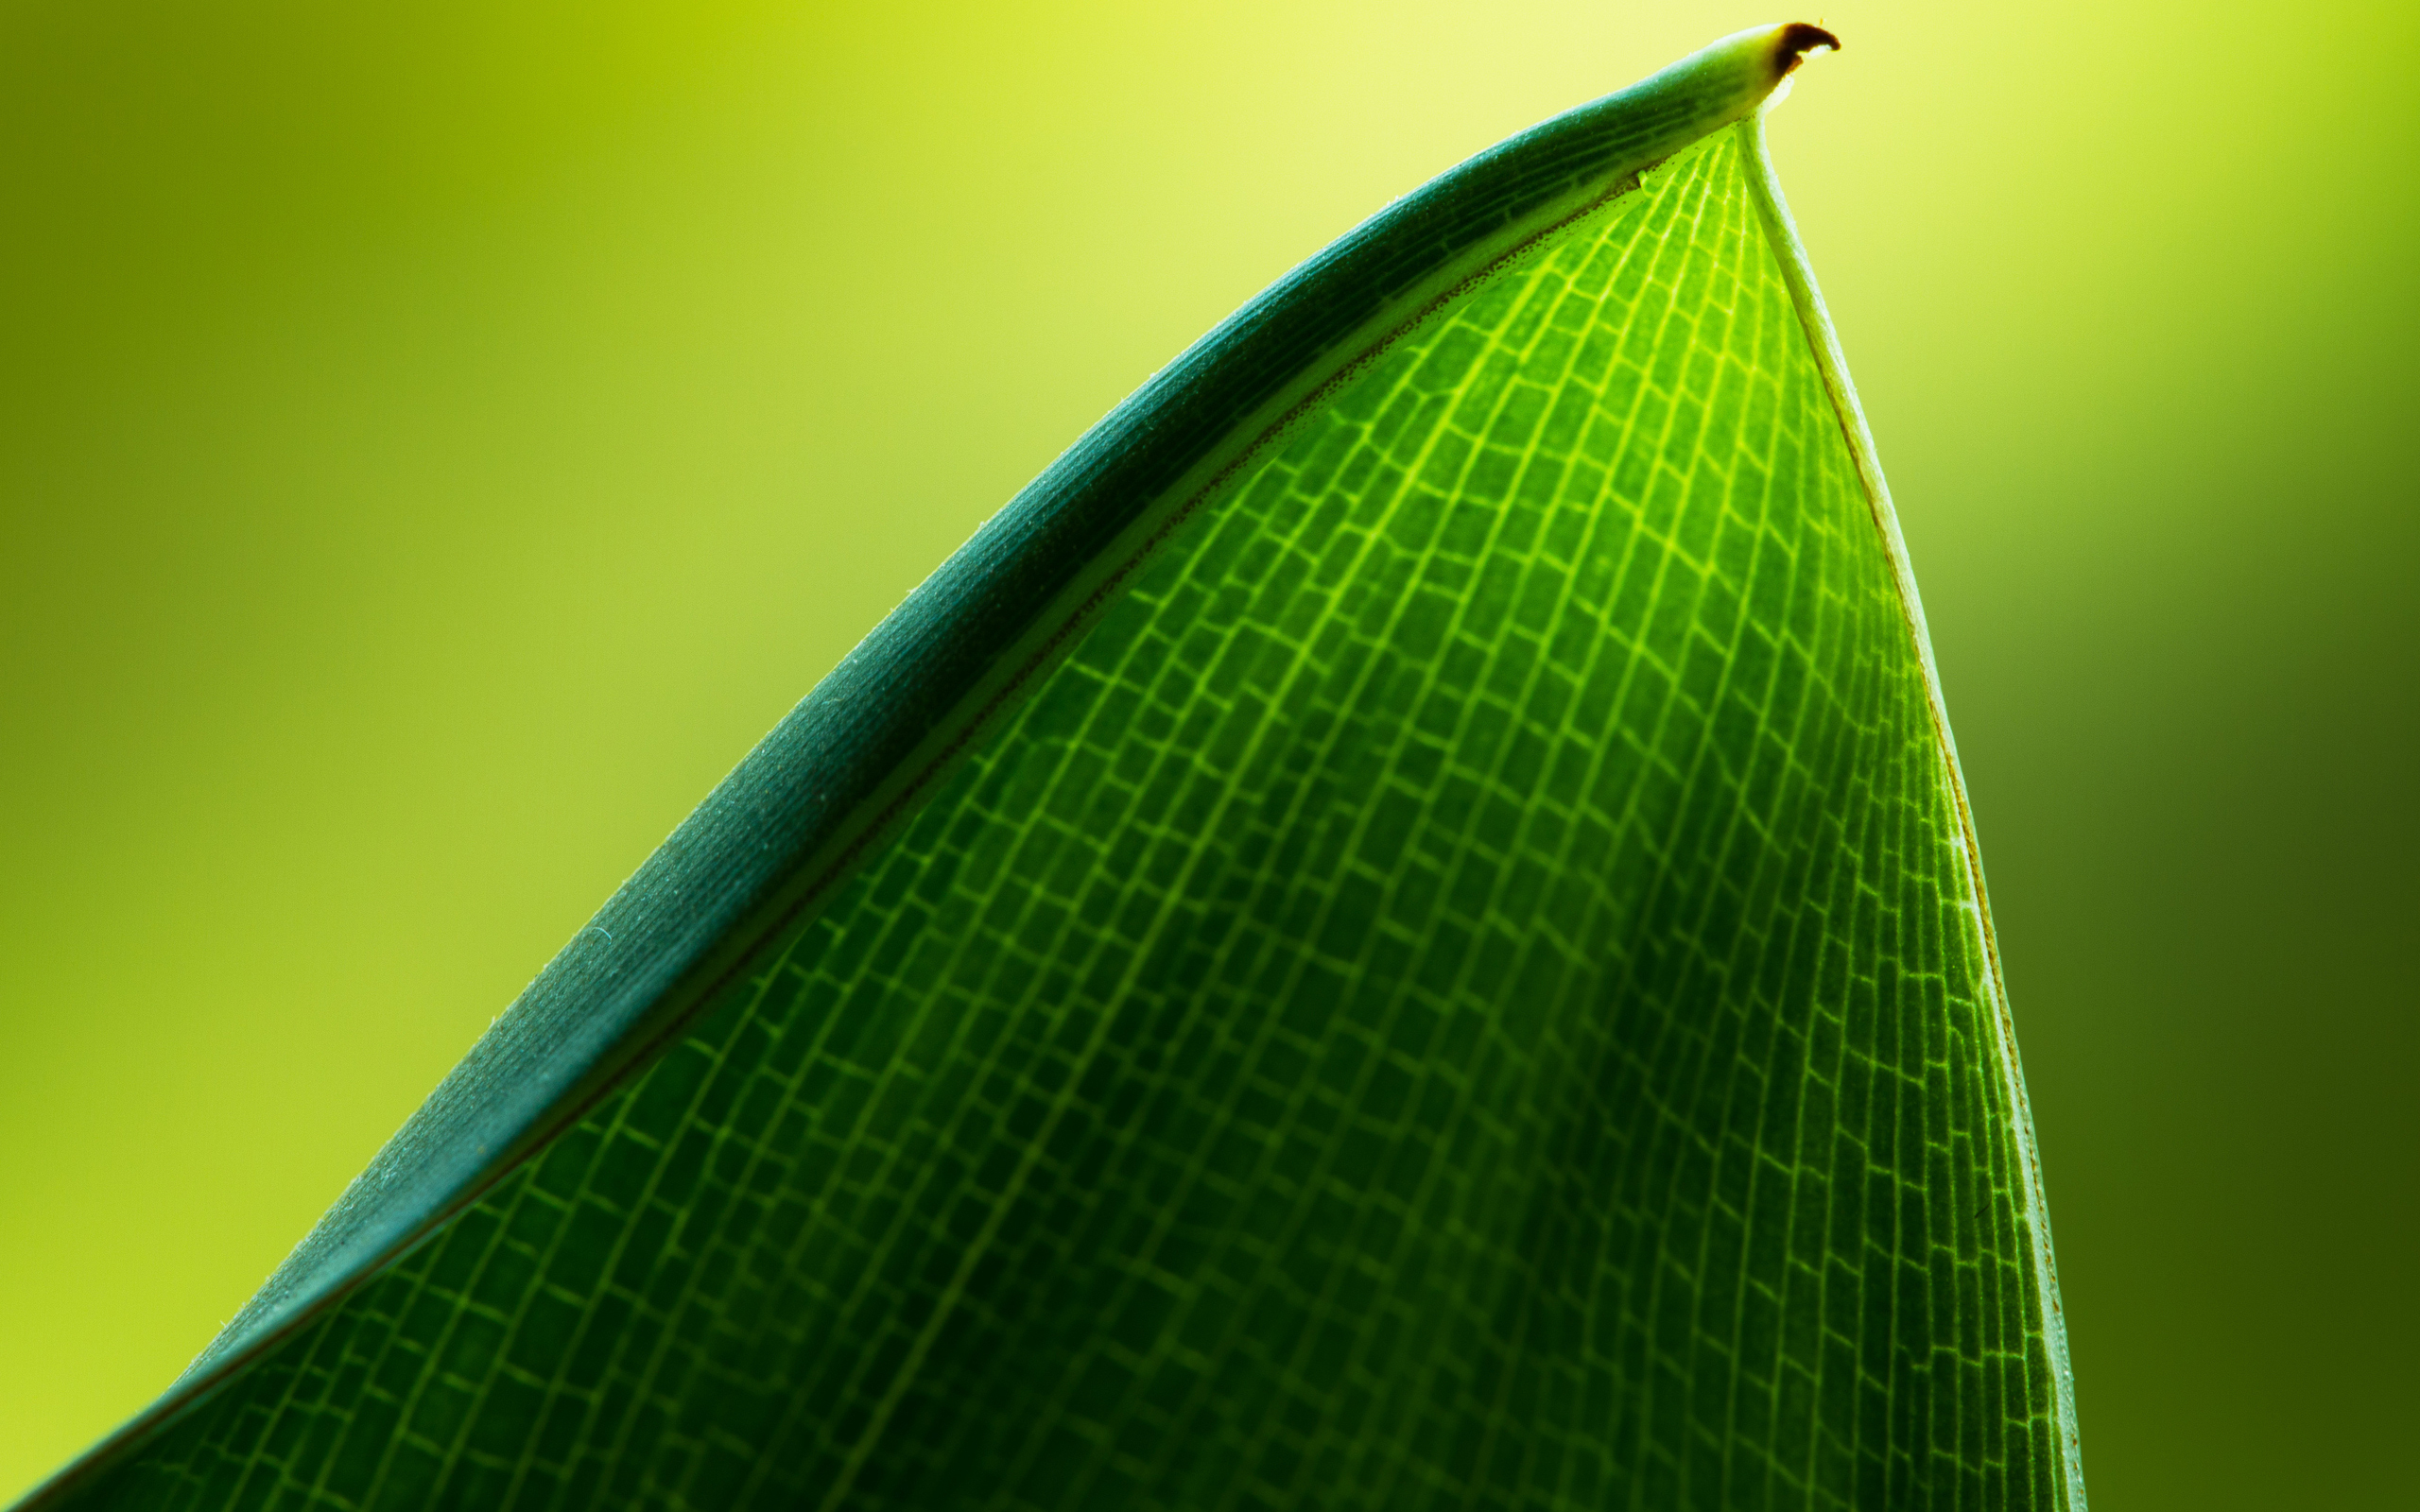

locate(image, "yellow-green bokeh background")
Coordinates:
3 3 2412 1504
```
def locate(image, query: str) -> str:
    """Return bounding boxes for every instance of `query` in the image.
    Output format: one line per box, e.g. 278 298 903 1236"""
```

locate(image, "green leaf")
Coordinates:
24 24 2084 1511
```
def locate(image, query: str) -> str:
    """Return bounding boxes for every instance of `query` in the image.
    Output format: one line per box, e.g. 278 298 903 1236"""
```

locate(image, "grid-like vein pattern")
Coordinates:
95 131 2070 1512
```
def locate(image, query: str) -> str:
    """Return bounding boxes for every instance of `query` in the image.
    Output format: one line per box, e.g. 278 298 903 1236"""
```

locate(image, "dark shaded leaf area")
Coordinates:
85 133 2070 1511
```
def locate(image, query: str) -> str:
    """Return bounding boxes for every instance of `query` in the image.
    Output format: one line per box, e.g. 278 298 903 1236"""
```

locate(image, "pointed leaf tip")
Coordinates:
1777 22 1841 72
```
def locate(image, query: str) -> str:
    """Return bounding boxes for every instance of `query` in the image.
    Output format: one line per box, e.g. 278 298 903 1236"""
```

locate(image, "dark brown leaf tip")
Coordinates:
1775 23 1842 76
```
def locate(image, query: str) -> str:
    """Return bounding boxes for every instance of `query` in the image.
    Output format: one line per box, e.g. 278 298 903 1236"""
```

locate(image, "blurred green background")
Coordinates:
2 2 2411 1504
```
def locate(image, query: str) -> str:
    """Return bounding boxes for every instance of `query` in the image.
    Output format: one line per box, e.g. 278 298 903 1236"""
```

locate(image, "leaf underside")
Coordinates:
39 82 2079 1512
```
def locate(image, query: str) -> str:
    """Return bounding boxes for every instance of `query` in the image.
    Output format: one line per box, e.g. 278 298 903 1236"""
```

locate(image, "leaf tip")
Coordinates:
1775 22 1841 75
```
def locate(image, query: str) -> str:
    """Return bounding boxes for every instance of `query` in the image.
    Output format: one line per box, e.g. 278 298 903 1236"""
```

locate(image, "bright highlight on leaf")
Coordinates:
24 25 2084 1512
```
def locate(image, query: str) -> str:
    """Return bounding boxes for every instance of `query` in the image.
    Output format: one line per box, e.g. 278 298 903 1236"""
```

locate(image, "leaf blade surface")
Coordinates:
27 26 2083 1512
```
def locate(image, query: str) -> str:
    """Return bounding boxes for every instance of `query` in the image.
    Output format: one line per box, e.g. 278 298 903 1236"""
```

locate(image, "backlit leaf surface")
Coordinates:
26 26 2083 1512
